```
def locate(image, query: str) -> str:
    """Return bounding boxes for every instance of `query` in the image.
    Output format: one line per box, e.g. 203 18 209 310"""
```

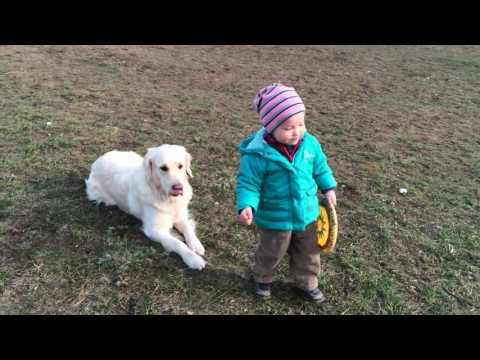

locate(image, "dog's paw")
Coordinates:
184 253 207 270
191 241 205 256
186 237 205 256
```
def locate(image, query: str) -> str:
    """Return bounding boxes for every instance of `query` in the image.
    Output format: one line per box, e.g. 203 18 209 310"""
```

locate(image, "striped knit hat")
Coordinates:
254 83 305 133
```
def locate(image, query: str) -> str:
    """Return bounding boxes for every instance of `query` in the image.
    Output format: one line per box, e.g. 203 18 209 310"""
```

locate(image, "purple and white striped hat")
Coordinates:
254 83 305 133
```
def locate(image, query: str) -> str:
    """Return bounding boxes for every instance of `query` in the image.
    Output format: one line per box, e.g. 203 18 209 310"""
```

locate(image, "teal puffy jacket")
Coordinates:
236 128 337 231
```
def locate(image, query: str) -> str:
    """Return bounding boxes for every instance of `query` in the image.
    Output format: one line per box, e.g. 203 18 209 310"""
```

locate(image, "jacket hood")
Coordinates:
239 128 267 154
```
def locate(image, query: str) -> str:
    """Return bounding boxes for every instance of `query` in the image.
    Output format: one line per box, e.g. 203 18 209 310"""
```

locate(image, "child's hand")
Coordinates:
325 189 337 207
238 207 253 226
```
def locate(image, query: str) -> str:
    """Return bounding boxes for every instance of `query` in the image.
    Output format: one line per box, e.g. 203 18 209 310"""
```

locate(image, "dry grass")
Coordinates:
1 45 479 314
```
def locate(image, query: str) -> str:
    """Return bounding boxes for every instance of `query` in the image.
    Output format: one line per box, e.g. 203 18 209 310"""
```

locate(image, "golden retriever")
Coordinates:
85 145 206 270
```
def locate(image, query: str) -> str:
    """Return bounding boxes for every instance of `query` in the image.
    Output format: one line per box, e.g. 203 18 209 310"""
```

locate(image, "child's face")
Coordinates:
272 112 306 145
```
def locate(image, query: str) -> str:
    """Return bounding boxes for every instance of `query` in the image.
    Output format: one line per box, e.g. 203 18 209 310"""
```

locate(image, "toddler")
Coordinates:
236 83 337 303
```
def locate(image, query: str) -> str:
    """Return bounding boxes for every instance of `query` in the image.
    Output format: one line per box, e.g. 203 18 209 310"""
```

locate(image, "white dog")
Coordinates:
85 145 206 270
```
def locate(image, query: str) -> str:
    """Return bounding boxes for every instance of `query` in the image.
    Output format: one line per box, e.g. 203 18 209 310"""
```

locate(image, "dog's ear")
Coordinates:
143 148 155 183
184 149 193 178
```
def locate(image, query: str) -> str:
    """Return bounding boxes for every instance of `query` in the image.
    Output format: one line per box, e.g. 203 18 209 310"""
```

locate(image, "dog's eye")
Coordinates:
160 165 169 172
178 164 183 169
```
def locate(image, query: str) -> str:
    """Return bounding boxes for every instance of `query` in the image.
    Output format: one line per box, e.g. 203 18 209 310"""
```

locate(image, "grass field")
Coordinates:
0 45 479 314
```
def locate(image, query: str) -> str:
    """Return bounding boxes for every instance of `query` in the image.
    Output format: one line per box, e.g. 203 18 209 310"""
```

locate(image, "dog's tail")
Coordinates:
85 176 115 206
85 176 100 203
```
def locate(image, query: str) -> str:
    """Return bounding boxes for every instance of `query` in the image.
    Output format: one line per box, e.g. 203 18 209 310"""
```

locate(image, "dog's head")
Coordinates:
143 145 193 197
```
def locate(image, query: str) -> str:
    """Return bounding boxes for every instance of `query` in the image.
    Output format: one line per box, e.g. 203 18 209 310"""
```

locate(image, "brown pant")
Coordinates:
252 221 321 291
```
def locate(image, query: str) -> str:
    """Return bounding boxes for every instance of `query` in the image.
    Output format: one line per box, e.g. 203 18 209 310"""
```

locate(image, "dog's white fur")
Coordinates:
85 145 206 270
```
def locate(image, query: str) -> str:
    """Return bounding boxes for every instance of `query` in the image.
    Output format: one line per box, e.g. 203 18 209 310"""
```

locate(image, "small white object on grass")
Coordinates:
399 188 408 195
46 122 52 126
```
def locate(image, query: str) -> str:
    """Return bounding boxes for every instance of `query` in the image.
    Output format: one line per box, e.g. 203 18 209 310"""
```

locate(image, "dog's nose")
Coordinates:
172 184 183 191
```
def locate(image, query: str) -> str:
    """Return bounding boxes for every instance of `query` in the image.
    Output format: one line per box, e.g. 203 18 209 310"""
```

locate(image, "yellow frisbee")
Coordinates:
316 197 338 254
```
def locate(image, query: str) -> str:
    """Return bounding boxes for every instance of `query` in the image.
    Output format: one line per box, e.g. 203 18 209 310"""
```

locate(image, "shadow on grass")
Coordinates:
2 170 143 261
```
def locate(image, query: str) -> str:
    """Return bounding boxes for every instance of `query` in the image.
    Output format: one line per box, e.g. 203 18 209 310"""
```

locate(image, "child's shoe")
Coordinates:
294 287 326 303
255 282 272 298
